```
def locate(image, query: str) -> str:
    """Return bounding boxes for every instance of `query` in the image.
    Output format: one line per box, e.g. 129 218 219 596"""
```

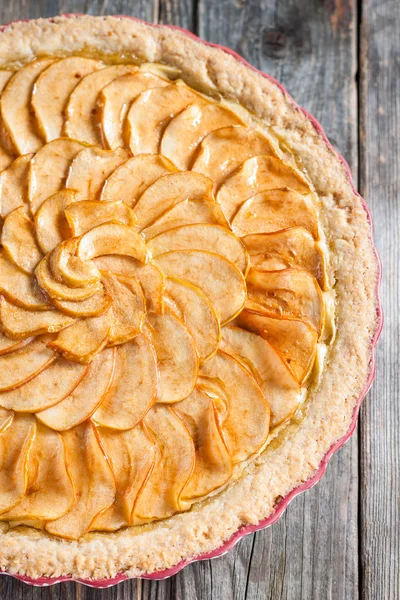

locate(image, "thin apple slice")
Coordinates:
102 273 145 345
0 414 36 514
172 389 232 501
0 336 55 392
192 126 277 189
0 154 32 218
32 57 102 142
2 207 42 274
100 154 178 205
50 238 100 288
0 423 73 520
133 405 195 522
0 407 13 433
52 284 112 318
93 335 157 430
64 64 138 146
221 326 301 427
65 146 128 201
65 200 137 237
199 351 270 463
48 310 113 364
28 138 84 215
35 190 77 254
165 277 220 361
216 155 311 221
0 249 50 310
92 424 155 531
37 348 115 430
0 298 74 339
99 71 169 149
231 189 319 238
0 358 88 412
45 421 116 539
146 311 198 403
0 70 14 171
126 82 206 154
154 250 246 325
237 309 318 384
36 255 101 302
77 223 148 263
0 333 32 356
0 58 56 154
148 224 248 273
161 103 243 170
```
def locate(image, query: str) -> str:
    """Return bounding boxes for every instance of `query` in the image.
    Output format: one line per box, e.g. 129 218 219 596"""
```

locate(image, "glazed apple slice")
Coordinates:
0 406 13 433
99 71 169 149
0 333 32 356
64 64 138 146
216 155 311 221
125 82 206 154
199 351 270 463
35 190 77 254
155 250 246 325
36 255 101 302
0 58 56 154
0 414 36 514
77 223 148 264
37 348 115 430
192 126 277 189
0 249 50 310
133 405 195 522
148 223 248 273
231 189 319 238
0 154 32 219
0 70 14 171
221 326 301 427
65 200 137 236
45 421 116 539
165 277 220 361
100 154 178 206
0 298 74 339
172 388 232 501
0 336 55 392
28 138 84 215
146 311 198 403
93 335 157 430
102 273 145 345
32 57 103 142
0 358 88 412
52 284 112 318
2 207 43 274
50 238 101 288
92 424 155 531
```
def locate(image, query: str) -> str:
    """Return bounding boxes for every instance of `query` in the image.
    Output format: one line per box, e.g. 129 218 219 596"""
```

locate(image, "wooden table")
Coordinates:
0 1 397 598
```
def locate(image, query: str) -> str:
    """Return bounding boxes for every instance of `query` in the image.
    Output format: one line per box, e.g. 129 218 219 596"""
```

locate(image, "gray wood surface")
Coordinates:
0 1 396 599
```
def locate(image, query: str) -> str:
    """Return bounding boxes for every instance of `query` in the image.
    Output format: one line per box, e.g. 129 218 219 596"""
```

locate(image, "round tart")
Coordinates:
0 15 380 583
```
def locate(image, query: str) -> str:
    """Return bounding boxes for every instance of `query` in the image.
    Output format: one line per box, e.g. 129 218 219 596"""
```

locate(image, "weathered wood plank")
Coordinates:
359 1 400 599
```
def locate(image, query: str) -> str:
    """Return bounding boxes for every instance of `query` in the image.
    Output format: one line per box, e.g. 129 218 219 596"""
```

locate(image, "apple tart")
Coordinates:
0 16 380 581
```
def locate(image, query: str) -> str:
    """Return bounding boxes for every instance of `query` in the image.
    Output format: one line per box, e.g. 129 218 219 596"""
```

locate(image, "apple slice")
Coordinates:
32 57 102 142
65 200 137 237
0 336 55 392
0 333 32 356
161 103 243 170
36 255 101 302
220 326 301 427
93 335 157 430
100 154 178 205
199 351 270 463
35 189 77 254
28 138 84 215
0 423 73 521
37 348 115 430
50 238 101 288
48 309 113 364
0 249 50 310
0 414 36 514
231 189 319 238
216 155 311 221
237 309 318 384
0 407 13 433
146 311 198 403
92 424 155 530
2 207 43 274
154 250 246 325
0 298 74 340
102 273 145 345
77 223 148 264
148 224 248 273
0 357 88 412
165 277 220 361
0 154 32 219
0 70 14 171
52 284 112 318
0 58 56 154
99 71 169 149
64 64 138 146
125 82 206 154
192 126 277 189
45 421 116 539
133 405 195 522
172 388 232 501
243 228 327 289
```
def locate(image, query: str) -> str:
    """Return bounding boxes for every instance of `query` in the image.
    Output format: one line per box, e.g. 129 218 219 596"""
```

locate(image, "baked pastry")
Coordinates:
0 15 380 582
